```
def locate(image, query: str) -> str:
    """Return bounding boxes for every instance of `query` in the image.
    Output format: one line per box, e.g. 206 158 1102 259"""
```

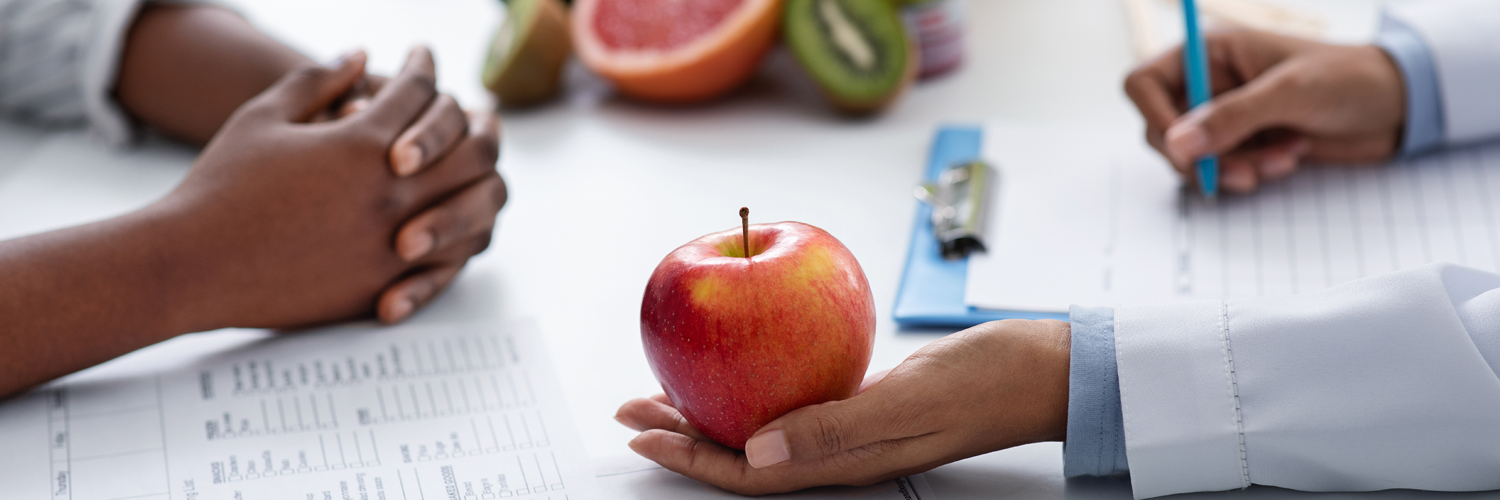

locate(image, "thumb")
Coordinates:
251 50 367 123
1164 67 1302 166
743 394 899 469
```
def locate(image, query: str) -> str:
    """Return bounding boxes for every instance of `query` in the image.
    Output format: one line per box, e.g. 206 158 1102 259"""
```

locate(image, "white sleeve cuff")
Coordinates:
1115 300 1248 499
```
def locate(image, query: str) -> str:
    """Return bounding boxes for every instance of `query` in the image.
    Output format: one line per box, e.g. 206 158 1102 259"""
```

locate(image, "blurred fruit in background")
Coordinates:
783 0 916 114
483 0 574 107
571 0 784 103
479 0 964 113
900 0 965 79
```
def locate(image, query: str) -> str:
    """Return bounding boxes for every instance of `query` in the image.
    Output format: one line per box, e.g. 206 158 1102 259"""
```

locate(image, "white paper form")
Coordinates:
965 124 1500 311
592 455 936 500
0 320 599 500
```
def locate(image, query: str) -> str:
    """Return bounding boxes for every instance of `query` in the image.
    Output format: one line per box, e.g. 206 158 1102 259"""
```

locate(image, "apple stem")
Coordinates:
739 207 750 258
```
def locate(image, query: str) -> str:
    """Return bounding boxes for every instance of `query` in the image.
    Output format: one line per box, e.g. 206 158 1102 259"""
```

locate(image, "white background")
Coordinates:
8 1 1479 499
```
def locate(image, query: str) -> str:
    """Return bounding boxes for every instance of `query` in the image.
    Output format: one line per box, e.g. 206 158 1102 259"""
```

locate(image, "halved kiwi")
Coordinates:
783 0 917 114
482 0 573 107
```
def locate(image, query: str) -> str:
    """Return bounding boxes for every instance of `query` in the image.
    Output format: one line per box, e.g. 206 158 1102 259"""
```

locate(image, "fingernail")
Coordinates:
1165 121 1210 165
394 143 423 177
615 414 645 432
1259 153 1297 178
399 231 434 261
745 429 790 468
1223 167 1256 192
387 297 413 322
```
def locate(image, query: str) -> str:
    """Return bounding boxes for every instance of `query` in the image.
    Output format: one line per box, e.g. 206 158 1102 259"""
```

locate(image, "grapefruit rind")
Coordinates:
573 0 784 103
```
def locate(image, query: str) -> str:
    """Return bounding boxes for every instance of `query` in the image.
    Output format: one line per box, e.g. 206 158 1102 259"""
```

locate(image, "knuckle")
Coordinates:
436 94 464 117
283 65 327 86
403 72 438 99
811 413 848 456
1122 70 1149 94
336 124 391 153
475 131 501 166
470 232 494 255
1202 102 1244 133
723 462 772 496
378 184 418 217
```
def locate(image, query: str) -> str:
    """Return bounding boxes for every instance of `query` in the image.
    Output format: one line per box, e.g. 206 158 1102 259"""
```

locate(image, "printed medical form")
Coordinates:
966 124 1500 311
0 321 600 500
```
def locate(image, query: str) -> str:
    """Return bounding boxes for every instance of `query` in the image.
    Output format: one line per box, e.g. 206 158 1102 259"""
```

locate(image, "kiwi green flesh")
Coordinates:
482 0 541 89
784 0 910 104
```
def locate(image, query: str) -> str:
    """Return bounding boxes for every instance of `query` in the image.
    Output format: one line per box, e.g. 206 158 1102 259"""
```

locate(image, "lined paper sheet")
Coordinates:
964 124 1500 312
0 320 600 500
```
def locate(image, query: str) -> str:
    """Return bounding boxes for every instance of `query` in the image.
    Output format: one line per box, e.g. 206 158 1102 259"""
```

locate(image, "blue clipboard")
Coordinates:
892 125 1067 328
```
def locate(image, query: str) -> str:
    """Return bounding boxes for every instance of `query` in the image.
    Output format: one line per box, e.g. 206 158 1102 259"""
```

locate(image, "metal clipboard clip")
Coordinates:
914 160 995 260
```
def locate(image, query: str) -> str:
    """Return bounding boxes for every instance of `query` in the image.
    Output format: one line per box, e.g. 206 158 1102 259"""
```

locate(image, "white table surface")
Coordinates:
4 0 1489 498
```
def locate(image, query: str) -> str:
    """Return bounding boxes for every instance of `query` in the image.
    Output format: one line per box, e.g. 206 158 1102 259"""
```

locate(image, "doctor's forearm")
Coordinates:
114 2 312 145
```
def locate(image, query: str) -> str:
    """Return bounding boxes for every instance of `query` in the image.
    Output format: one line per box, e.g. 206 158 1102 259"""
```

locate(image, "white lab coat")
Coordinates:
1111 2 1500 497
1115 263 1500 499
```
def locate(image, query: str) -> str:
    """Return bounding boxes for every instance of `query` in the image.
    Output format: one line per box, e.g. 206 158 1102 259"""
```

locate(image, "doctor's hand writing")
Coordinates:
615 319 1071 495
1124 30 1405 193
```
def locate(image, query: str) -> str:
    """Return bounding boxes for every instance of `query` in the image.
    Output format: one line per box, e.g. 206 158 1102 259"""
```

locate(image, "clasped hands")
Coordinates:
149 47 503 332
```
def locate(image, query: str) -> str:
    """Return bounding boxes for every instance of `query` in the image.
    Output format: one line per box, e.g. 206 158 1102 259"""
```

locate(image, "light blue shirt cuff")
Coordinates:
1063 305 1129 477
1375 12 1444 158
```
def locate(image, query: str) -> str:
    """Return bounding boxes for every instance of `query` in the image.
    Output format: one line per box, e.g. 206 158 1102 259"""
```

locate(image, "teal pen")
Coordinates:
1181 0 1218 198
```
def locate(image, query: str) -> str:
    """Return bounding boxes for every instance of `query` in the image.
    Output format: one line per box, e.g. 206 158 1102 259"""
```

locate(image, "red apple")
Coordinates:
640 220 876 450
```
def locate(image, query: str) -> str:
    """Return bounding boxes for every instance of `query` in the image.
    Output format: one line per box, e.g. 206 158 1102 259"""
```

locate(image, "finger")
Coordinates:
389 94 468 177
395 174 507 262
252 50 367 123
376 264 462 323
1123 45 1188 140
1253 135 1310 181
632 428 937 496
743 383 924 469
858 369 892 395
649 393 675 407
1219 156 1259 193
1163 65 1304 165
359 47 439 141
407 111 502 204
615 397 710 440
1213 134 1311 193
630 430 768 491
334 75 389 118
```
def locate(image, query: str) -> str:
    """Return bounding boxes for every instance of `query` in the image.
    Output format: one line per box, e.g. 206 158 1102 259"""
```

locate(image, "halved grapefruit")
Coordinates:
572 0 784 103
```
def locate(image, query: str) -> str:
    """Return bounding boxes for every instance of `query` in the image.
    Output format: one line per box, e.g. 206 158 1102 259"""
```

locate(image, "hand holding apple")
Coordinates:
616 319 1073 495
637 210 876 450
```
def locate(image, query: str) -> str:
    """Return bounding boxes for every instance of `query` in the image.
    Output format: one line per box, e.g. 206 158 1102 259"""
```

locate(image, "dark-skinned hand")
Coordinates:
150 47 504 331
614 319 1072 495
1124 30 1405 193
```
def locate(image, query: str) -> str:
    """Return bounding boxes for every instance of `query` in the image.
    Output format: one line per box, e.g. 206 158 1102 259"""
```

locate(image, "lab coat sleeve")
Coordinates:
1385 0 1500 146
1114 263 1500 499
